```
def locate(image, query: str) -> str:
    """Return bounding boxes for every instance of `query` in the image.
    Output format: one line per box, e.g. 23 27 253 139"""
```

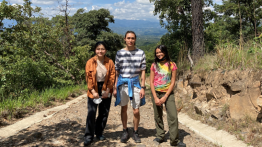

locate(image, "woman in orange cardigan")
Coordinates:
84 41 115 146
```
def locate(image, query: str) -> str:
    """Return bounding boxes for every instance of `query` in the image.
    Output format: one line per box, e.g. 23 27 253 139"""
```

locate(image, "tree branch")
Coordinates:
44 50 76 80
188 48 194 71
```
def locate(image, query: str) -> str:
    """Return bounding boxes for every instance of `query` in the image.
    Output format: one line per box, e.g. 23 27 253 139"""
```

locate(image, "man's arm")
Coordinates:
140 70 146 99
140 70 145 87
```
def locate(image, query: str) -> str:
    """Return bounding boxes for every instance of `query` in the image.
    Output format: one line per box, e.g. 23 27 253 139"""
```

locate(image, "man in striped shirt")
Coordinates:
113 31 146 143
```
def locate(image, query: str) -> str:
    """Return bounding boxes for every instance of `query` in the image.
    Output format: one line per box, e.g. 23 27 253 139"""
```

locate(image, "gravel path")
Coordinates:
0 90 218 147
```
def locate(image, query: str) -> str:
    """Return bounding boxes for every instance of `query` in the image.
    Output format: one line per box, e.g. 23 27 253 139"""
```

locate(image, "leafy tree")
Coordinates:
214 0 262 42
149 0 214 62
71 8 124 60
0 0 92 100
72 8 115 46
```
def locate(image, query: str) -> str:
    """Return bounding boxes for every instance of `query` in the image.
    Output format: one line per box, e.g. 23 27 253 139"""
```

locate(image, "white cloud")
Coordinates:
203 6 214 11
214 0 222 3
136 0 152 5
5 0 158 21
114 0 126 7
32 0 56 5
91 0 158 21
9 0 24 5
214 0 223 4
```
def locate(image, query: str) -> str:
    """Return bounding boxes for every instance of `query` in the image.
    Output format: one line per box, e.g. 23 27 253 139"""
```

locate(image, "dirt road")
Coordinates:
0 90 217 147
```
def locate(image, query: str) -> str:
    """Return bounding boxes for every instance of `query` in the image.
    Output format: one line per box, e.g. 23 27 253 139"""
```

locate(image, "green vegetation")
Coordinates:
193 40 262 71
0 84 86 119
149 0 262 70
0 0 123 119
150 1 262 146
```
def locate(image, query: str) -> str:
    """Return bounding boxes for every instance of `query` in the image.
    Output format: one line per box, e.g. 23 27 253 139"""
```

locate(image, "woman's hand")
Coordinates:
155 98 162 106
102 90 110 99
159 96 167 104
113 88 117 98
91 89 99 99
92 92 99 99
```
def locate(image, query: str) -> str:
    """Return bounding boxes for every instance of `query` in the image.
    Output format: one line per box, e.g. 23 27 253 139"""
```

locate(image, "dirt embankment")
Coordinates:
175 69 262 146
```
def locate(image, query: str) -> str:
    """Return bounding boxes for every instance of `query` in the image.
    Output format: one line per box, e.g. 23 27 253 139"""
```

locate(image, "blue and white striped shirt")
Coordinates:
115 48 146 78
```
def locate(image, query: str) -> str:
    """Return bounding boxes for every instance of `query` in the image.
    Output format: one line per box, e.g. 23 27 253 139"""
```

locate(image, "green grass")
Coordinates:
177 40 262 71
0 84 86 119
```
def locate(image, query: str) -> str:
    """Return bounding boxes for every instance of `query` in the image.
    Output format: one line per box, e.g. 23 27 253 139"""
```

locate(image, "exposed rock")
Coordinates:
230 81 245 92
257 113 262 119
176 79 184 90
136 145 146 147
194 101 203 115
237 70 249 80
190 75 201 86
206 86 228 100
229 94 257 120
177 69 262 121
194 101 209 115
210 71 222 87
257 95 262 108
248 87 261 111
185 86 193 99
252 81 261 88
184 80 189 87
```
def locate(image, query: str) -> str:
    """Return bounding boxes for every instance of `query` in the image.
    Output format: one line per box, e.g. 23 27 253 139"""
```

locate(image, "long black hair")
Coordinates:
154 45 172 71
124 31 136 45
93 41 108 54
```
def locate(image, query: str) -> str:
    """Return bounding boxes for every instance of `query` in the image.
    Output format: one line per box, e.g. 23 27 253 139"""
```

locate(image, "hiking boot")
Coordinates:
153 137 164 145
84 139 92 146
96 135 106 141
171 142 186 147
120 128 129 143
133 130 141 143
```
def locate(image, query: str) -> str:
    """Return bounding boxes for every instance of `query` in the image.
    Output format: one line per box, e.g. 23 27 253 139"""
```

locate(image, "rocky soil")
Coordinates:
0 89 217 147
175 69 262 147
176 69 262 121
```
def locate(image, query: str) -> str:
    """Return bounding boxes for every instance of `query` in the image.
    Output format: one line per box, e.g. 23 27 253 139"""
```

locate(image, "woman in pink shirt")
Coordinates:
150 45 186 147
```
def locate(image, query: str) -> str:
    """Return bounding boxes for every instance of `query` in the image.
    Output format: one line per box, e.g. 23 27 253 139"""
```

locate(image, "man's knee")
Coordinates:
133 108 140 117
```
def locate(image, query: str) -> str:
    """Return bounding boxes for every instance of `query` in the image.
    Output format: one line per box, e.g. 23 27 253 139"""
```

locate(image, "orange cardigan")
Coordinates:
85 56 115 98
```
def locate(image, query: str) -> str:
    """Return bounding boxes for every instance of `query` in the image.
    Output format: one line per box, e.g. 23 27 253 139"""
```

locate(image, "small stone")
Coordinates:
43 115 47 117
136 145 146 147
33 132 42 139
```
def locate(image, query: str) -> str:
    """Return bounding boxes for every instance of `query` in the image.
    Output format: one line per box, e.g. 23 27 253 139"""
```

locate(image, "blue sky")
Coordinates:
0 0 223 22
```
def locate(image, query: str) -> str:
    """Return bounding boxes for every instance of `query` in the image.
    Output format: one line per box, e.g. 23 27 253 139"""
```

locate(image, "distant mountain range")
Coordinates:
1 19 167 37
109 19 167 36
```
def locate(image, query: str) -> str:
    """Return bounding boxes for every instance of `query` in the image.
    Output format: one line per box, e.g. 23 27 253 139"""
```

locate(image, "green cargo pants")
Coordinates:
150 91 179 145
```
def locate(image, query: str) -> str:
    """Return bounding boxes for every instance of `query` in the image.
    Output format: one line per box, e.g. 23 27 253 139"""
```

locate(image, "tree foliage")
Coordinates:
0 0 123 101
149 0 214 62
72 8 115 46
150 0 262 63
214 0 262 40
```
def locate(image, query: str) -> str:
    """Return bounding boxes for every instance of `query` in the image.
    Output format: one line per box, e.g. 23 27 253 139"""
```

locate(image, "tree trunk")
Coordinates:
253 1 257 37
239 0 243 50
191 0 204 63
